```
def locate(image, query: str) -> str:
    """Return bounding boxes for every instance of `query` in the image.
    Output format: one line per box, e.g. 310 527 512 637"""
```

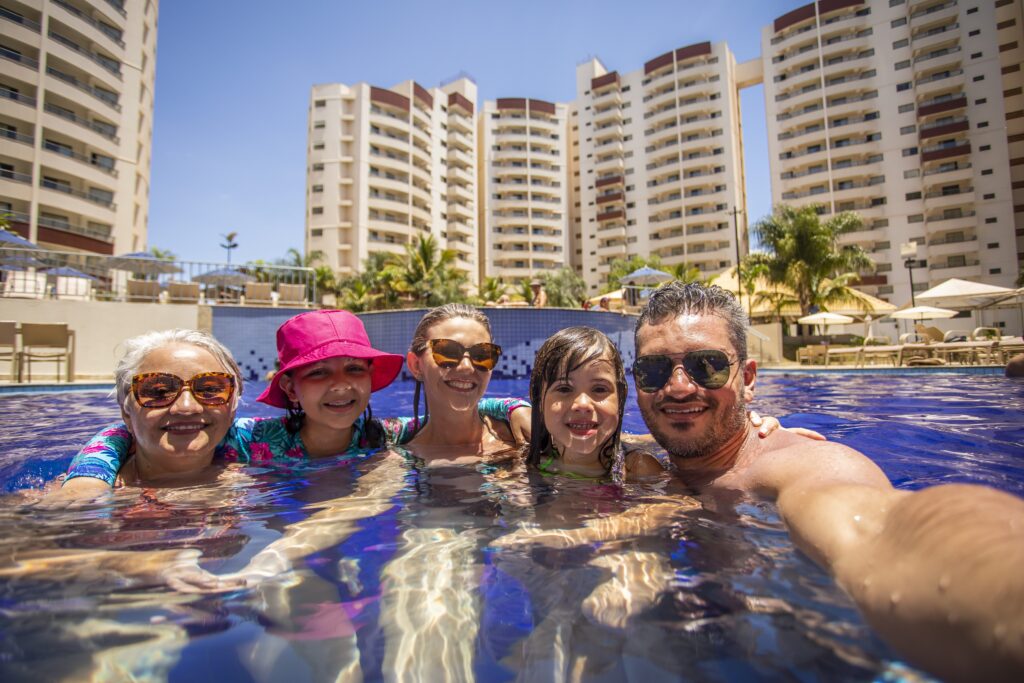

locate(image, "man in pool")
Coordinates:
633 281 1023 682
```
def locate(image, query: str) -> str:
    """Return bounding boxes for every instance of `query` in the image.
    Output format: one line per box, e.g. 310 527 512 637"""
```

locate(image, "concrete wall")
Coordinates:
2 299 201 380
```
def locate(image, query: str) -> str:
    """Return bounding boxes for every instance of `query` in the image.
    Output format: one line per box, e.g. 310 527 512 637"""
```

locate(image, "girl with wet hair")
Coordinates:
527 326 663 481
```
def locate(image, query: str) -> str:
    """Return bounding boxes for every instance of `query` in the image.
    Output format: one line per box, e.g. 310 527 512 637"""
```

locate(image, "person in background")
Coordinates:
530 279 548 308
1006 352 1024 378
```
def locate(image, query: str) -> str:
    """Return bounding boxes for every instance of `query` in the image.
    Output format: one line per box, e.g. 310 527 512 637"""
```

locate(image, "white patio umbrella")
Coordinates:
107 251 182 276
797 311 854 336
889 305 958 321
621 266 673 286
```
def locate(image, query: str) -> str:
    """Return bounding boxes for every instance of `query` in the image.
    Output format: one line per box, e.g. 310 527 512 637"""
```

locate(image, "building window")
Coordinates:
896 82 911 91
908 214 923 223
312 185 323 193
313 121 325 129
985 217 997 224
971 52 982 59
987 242 999 249
980 144 990 151
895 60 911 70
902 147 918 156
976 98 987 105
900 125 916 134
893 39 908 49
311 207 323 215
983 193 995 199
889 0 904 5
969 29 980 37
898 103 914 113
891 17 906 27
311 228 323 237
904 169 920 178
990 268 1002 274
315 100 325 107
973 75 984 82
966 7 977 14
312 163 324 171
313 143 324 150
978 121 988 128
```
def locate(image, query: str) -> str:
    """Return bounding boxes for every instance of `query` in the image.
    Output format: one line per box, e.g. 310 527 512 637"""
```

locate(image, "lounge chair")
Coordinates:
277 283 308 308
167 282 200 304
244 282 274 306
914 324 945 344
20 322 72 382
825 345 862 366
796 344 827 365
126 278 161 303
0 321 17 381
859 336 900 367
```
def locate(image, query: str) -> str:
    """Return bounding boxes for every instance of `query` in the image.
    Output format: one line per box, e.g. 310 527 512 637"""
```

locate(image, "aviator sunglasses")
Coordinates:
428 338 502 372
131 372 236 408
632 350 738 392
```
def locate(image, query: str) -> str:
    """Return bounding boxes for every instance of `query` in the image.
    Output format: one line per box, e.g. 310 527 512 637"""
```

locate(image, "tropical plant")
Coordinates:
220 232 239 264
542 267 587 308
514 279 535 303
604 254 663 292
477 276 508 304
338 278 380 313
148 246 177 262
278 248 325 269
385 234 467 307
747 204 875 316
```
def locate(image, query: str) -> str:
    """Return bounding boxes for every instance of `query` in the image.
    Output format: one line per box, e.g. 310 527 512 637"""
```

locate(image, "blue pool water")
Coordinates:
0 373 1022 681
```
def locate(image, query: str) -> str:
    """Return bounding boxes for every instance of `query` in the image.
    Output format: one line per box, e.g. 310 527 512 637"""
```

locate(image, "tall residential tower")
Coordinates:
1 0 158 255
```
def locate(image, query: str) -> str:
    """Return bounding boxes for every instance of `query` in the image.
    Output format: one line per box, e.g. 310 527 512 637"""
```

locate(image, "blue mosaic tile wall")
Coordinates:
211 306 637 383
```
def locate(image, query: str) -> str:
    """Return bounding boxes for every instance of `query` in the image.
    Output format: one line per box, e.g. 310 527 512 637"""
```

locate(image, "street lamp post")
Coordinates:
900 242 921 307
730 206 745 312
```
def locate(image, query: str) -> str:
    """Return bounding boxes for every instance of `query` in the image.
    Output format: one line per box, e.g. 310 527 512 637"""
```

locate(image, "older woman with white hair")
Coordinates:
51 329 242 499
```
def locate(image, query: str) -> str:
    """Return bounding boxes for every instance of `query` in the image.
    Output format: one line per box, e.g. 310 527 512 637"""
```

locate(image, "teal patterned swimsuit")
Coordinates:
65 397 529 487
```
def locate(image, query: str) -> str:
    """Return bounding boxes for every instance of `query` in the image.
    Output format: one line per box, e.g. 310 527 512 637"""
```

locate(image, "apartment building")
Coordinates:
478 98 569 283
763 0 1021 316
306 77 479 285
573 42 748 294
0 0 157 256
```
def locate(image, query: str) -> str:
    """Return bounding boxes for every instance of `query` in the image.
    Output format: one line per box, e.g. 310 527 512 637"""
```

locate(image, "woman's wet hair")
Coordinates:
114 329 243 409
526 326 627 476
408 304 493 430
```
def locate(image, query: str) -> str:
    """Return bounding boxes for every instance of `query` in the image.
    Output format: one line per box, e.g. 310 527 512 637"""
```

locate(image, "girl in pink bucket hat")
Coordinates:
61 311 528 487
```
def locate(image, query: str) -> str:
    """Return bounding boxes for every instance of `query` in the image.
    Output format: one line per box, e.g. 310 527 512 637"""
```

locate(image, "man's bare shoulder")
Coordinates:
746 429 892 494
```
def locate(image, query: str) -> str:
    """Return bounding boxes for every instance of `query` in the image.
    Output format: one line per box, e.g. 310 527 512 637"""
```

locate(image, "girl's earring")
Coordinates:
286 401 305 432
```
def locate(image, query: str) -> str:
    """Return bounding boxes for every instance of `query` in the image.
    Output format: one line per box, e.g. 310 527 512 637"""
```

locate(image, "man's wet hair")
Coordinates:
634 282 748 361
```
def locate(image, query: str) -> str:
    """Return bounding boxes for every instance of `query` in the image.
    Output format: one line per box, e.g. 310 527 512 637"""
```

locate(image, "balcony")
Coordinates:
923 186 974 210
927 234 977 257
915 69 964 99
47 31 122 80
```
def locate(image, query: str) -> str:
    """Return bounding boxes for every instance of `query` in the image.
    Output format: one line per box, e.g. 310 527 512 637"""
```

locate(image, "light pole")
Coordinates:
900 242 920 307
730 206 745 312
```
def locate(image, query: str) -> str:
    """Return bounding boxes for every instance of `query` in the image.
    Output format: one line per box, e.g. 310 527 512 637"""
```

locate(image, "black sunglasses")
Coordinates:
428 338 502 372
632 350 738 392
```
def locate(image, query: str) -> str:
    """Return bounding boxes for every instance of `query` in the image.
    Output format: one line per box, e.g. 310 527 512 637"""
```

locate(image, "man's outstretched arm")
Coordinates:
767 441 1024 683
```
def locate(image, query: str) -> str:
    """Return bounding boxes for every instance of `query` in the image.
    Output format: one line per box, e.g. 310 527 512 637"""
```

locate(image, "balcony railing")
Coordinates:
48 31 122 77
0 6 41 31
43 103 120 142
45 66 121 110
0 46 39 69
52 0 125 47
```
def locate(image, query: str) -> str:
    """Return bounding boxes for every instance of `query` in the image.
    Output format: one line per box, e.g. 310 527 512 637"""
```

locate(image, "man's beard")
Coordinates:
640 387 748 460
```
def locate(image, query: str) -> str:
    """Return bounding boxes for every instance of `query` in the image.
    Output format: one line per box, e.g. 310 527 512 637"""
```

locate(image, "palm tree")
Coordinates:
387 234 465 307
337 277 380 312
220 232 239 264
542 268 587 308
747 204 875 316
149 246 177 262
515 279 535 303
477 276 508 304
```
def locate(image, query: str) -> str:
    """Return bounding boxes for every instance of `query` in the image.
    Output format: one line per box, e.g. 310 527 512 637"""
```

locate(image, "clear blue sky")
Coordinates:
149 0 797 264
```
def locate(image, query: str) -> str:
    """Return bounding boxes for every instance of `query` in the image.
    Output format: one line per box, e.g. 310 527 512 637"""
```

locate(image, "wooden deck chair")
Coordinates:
20 322 72 382
0 321 17 381
167 282 200 304
244 282 274 306
796 344 827 365
126 278 161 302
914 324 944 344
825 345 862 367
277 283 308 308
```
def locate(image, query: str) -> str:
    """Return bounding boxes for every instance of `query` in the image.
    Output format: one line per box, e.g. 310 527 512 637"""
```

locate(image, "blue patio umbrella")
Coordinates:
0 229 39 250
193 267 256 287
108 251 181 275
0 254 45 270
621 266 673 286
46 266 98 280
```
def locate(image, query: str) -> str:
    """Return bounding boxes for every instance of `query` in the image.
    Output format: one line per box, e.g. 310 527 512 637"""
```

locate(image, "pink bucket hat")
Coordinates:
257 310 404 408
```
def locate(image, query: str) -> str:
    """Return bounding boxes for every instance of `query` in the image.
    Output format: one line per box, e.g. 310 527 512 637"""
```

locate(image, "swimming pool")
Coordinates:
0 374 1021 681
